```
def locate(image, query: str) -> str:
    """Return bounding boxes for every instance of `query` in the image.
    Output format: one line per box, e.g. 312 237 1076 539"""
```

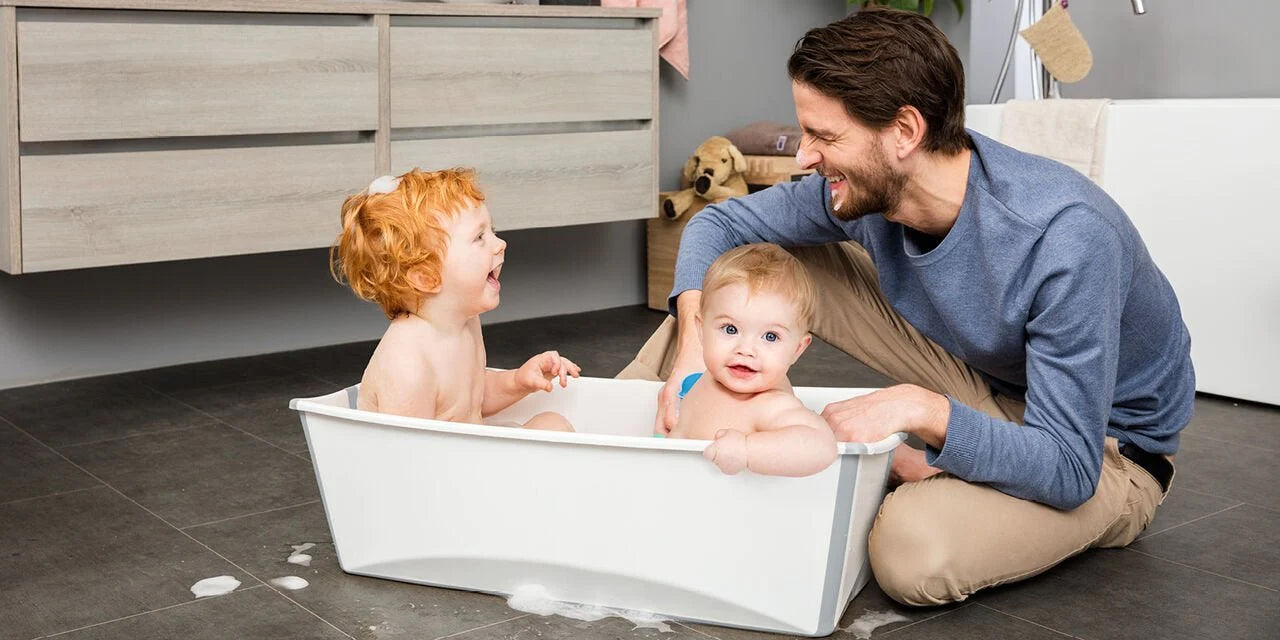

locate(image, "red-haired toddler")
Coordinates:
331 168 577 431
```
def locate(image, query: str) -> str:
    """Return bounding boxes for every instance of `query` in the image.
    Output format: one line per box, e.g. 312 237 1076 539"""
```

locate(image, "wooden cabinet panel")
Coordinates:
17 13 378 141
392 129 654 230
20 143 372 270
391 25 652 128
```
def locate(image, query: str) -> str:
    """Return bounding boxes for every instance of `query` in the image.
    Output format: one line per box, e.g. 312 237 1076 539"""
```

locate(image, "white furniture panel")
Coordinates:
966 100 1280 405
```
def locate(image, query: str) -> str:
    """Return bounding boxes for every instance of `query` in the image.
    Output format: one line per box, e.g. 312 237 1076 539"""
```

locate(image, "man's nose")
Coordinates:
796 146 820 170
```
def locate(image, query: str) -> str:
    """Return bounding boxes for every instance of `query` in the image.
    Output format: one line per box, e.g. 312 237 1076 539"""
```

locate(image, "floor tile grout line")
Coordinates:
137 380 319 465
132 369 300 396
1180 430 1279 454
1134 502 1246 542
56 423 213 450
6 419 356 640
430 614 531 640
0 485 106 507
181 499 323 531
1123 547 1279 592
879 603 970 636
35 585 268 639
672 621 721 639
1168 485 1278 514
973 602 1076 638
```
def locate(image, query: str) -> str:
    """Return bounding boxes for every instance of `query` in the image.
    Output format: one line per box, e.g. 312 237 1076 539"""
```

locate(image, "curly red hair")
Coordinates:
330 168 486 319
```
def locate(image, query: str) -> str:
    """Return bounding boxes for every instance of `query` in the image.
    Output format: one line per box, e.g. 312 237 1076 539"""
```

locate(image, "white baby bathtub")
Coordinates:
289 376 903 637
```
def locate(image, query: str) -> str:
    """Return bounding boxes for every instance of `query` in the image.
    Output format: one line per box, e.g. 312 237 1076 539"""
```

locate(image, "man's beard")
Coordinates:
829 149 907 222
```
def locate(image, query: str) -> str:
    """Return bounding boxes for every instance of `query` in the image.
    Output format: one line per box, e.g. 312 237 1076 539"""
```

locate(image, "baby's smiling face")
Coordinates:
698 283 812 396
438 202 506 315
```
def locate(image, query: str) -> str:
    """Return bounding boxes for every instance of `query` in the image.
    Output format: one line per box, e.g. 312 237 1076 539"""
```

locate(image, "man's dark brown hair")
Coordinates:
787 8 969 155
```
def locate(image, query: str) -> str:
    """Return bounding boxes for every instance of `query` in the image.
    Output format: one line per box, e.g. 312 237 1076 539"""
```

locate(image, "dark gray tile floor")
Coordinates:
1 305 1277 640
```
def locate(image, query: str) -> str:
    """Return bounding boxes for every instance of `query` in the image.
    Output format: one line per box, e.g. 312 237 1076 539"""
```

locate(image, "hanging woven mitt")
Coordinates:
1020 2 1093 83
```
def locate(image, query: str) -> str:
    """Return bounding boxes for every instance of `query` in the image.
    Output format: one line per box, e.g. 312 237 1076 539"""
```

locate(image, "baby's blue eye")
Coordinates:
722 324 738 336
764 332 779 343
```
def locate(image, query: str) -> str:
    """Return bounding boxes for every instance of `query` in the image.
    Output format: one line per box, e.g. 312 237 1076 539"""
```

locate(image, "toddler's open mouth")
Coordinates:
487 264 502 290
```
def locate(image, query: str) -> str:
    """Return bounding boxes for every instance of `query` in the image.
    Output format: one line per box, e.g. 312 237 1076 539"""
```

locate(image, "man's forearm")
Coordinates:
674 289 703 365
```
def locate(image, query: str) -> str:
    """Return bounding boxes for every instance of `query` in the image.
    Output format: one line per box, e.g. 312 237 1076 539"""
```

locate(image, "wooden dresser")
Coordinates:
0 0 659 273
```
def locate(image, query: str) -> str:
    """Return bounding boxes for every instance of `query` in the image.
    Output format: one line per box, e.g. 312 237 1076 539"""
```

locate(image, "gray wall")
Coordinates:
968 0 1280 103
660 1 968 189
1062 0 1280 99
0 0 860 390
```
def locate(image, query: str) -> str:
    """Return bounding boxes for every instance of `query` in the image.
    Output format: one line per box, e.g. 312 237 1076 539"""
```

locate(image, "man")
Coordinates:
619 9 1191 606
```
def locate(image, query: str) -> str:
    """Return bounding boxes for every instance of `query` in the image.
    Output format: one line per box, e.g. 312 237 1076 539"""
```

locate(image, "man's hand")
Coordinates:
515 351 581 393
654 290 704 435
703 429 749 475
821 384 950 448
654 356 702 435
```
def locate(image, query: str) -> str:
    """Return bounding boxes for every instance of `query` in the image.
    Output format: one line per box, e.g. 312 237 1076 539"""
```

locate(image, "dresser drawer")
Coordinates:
390 24 653 128
17 10 378 141
19 143 372 271
392 129 654 230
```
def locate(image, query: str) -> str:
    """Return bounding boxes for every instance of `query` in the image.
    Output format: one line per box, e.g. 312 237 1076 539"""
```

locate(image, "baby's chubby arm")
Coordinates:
482 351 582 417
703 394 838 477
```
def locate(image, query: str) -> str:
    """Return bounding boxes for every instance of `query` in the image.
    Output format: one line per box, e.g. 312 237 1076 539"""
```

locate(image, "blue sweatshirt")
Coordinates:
671 131 1194 509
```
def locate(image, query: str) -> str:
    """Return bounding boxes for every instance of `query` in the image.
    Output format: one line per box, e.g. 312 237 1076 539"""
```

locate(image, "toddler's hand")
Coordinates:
703 429 749 475
516 350 581 392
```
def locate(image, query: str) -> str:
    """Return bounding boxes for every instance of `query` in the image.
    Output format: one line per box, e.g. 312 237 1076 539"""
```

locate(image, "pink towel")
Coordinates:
603 0 689 79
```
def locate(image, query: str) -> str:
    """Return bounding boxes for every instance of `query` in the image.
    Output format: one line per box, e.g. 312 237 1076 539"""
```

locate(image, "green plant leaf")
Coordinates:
953 0 965 18
922 0 935 16
887 0 921 10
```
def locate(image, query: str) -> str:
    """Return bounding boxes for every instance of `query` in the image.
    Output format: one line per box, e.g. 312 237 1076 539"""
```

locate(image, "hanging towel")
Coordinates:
999 98 1111 184
602 0 689 79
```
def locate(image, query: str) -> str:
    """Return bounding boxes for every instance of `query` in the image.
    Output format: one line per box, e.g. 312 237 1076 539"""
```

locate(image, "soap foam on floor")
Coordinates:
507 584 672 633
843 609 910 639
269 576 310 590
190 575 241 598
287 543 315 567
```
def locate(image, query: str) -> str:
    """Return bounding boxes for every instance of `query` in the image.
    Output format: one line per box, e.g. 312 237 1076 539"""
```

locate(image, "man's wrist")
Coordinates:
912 386 950 449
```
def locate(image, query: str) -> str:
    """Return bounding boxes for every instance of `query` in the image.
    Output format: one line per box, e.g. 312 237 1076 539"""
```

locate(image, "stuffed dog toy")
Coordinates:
661 136 749 220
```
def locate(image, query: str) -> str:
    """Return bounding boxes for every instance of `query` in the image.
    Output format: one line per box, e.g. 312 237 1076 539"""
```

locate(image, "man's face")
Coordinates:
791 81 906 221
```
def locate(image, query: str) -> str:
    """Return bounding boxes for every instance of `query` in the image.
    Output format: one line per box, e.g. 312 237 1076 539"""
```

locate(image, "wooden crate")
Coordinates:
646 194 709 311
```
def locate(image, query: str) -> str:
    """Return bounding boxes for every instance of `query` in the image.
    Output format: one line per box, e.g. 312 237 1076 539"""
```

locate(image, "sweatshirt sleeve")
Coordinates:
926 208 1131 510
668 173 854 315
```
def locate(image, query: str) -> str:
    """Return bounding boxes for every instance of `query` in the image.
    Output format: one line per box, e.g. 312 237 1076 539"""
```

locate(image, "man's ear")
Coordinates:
792 332 813 363
407 265 441 294
891 105 927 160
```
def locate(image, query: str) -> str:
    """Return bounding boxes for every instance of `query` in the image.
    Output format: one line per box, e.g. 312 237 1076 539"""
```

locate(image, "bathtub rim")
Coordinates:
289 380 906 456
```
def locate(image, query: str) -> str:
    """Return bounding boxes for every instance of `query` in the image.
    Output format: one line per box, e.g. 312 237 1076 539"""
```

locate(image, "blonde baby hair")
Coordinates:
330 167 485 319
700 243 817 332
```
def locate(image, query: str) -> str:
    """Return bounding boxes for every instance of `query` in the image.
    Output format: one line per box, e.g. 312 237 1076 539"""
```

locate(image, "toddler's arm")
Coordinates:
482 351 581 416
703 401 837 477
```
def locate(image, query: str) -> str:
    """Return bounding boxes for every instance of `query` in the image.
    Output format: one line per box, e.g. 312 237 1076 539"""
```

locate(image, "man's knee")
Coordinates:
867 484 967 607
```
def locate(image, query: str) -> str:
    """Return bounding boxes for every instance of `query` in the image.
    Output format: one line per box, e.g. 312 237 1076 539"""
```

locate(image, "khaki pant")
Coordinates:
619 242 1172 606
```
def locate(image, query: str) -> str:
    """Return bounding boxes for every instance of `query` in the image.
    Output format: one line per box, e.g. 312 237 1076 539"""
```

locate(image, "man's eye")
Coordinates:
722 324 738 335
764 332 779 343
